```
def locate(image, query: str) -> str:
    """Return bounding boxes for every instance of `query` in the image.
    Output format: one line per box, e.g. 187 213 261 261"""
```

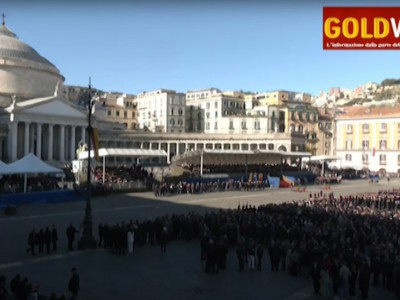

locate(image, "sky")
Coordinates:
2 0 400 96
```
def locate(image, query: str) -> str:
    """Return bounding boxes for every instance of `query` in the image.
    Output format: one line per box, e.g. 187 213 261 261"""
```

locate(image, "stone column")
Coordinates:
37 123 42 159
60 125 65 161
8 122 18 162
167 142 171 164
70 126 76 160
24 122 30 155
48 124 53 160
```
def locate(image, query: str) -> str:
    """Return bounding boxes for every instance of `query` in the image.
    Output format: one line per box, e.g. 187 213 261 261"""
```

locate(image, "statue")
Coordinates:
76 141 88 158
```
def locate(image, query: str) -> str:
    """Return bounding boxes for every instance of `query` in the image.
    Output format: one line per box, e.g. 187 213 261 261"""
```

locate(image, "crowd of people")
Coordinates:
97 188 400 299
0 176 61 194
26 226 58 256
152 177 271 196
93 165 152 185
4 187 400 299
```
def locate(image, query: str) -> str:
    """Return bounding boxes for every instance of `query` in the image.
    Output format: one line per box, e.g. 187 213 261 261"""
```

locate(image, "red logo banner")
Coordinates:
323 7 400 50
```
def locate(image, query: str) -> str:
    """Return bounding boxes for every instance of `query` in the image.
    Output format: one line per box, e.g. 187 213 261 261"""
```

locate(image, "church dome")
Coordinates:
0 22 65 101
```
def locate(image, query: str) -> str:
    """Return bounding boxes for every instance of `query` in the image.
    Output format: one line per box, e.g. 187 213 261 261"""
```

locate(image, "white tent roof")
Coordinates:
307 155 342 162
78 148 168 160
171 149 311 166
0 160 12 175
6 153 64 174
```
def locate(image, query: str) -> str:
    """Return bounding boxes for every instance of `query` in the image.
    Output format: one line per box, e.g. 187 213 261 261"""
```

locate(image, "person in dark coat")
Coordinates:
159 226 168 253
44 227 52 254
51 225 58 252
37 228 44 253
359 259 371 300
68 267 80 298
256 244 264 271
26 229 37 256
66 224 79 251
311 261 321 294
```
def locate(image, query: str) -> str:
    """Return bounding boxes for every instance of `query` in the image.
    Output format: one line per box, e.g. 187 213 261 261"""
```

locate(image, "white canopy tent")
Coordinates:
0 160 12 175
171 149 311 177
305 155 342 176
77 148 168 183
4 153 64 193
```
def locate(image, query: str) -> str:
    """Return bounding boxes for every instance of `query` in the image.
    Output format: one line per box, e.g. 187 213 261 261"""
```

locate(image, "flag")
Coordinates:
91 128 100 160
372 147 375 157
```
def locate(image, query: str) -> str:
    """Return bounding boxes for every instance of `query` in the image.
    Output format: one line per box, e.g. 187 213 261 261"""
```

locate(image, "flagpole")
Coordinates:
78 77 97 249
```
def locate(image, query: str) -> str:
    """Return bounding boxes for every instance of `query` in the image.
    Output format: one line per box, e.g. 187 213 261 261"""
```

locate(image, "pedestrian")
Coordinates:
51 225 58 252
127 229 134 254
98 223 104 247
256 244 264 271
66 224 79 251
26 229 37 256
44 227 52 254
159 226 168 253
37 229 44 253
68 267 80 299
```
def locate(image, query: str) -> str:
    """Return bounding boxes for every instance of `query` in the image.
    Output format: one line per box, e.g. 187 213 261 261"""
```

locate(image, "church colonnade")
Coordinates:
8 121 86 162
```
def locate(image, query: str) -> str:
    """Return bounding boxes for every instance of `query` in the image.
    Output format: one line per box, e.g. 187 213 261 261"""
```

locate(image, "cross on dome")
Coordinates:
1 13 5 26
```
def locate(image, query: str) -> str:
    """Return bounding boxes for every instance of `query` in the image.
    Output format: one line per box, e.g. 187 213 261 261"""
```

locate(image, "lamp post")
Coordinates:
78 78 97 249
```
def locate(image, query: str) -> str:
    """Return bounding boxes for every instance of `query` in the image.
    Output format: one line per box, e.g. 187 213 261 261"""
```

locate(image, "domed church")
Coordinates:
0 18 88 164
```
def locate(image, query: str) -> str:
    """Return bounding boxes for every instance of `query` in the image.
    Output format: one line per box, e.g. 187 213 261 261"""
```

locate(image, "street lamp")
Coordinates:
78 78 97 249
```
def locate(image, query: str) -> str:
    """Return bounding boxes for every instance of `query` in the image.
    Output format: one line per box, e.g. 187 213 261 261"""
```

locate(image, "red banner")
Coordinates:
323 7 400 50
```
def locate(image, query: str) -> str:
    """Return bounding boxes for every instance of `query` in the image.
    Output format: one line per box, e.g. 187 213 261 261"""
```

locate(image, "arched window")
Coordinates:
169 119 175 126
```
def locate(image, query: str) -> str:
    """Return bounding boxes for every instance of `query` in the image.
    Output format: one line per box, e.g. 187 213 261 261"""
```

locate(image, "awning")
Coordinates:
307 155 342 162
78 148 168 160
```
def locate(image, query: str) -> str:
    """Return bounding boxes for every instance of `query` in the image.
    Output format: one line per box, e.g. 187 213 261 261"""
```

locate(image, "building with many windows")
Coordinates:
335 105 400 174
136 89 186 133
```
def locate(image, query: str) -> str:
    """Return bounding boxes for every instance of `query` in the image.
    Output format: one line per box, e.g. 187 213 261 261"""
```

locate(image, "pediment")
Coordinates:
21 99 87 119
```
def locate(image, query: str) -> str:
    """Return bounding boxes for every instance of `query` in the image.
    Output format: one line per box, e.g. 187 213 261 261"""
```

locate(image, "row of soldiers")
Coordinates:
26 225 58 255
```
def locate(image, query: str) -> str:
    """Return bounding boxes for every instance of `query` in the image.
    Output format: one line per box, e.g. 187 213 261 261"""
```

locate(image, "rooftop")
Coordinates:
336 105 400 120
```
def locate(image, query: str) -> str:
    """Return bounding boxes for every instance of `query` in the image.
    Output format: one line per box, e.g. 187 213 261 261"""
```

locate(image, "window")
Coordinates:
241 120 247 129
132 112 135 118
379 154 387 164
381 123 387 132
206 112 210 118
107 110 111 116
169 119 175 126
124 111 127 118
268 143 274 150
346 140 352 150
380 139 387 150
177 119 183 126
214 122 218 129
346 124 353 133
206 103 210 109
178 108 183 115
215 111 218 117
362 124 369 133
362 140 369 150
214 101 218 108
345 154 352 161
362 154 369 163
254 121 260 130
206 122 210 130
290 124 295 133
116 111 120 117
170 108 174 115
229 120 234 130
